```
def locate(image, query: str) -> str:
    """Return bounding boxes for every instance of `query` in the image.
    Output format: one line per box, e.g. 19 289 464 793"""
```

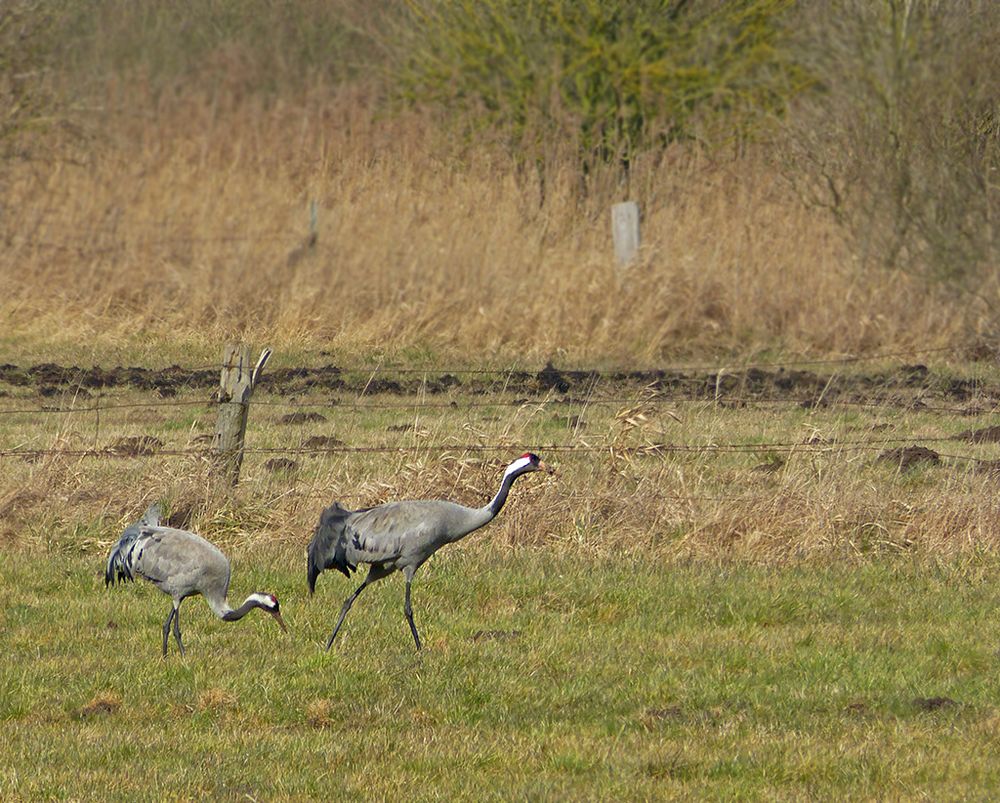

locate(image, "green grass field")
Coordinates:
3 360 1000 798
3 551 1000 799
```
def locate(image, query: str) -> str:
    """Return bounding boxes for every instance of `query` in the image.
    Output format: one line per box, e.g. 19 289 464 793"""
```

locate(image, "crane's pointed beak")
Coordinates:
539 460 554 474
271 610 289 633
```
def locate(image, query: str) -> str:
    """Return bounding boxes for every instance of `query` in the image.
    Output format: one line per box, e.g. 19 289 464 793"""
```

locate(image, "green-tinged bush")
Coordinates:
390 0 804 175
0 1 62 153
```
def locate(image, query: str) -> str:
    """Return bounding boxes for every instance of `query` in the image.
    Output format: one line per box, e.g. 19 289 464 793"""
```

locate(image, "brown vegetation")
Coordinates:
1 94 986 363
1 1 996 364
5 363 1000 563
2 1 999 566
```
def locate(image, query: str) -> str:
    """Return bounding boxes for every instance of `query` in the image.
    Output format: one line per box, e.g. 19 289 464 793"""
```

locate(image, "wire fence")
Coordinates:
0 436 996 463
1 347 996 464
3 395 994 416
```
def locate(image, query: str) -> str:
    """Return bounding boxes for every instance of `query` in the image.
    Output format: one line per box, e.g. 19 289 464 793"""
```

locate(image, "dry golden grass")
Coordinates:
4 370 1000 564
3 87 990 365
196 687 238 713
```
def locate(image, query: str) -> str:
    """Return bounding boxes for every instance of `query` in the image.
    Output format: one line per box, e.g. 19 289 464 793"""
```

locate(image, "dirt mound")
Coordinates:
878 446 941 470
913 696 957 711
954 425 1000 443
302 436 345 449
77 693 122 719
2 362 997 409
279 411 326 425
264 458 299 473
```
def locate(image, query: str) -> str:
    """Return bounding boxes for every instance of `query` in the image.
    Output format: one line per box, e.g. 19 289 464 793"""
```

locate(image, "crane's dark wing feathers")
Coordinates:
105 525 154 586
106 504 163 587
308 502 367 592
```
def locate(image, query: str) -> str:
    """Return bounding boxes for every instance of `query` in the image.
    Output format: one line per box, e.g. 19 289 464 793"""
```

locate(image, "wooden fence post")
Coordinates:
611 201 641 267
212 344 272 486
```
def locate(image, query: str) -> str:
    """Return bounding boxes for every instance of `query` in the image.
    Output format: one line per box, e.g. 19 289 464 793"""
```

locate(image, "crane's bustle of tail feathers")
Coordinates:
106 504 163 586
307 501 356 592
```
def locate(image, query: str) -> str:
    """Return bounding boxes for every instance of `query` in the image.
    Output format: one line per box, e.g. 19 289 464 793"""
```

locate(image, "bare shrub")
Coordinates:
780 0 1000 284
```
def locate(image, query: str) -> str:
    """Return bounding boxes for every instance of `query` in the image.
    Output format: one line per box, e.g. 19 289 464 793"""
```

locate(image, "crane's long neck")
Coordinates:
481 468 522 522
445 460 536 544
215 593 272 621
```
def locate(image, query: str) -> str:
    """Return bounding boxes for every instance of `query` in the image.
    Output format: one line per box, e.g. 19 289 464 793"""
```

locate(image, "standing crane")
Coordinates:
105 504 288 657
308 452 551 651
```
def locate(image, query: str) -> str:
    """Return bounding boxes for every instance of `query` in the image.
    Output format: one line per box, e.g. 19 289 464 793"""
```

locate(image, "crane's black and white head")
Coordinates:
505 452 550 479
248 592 288 632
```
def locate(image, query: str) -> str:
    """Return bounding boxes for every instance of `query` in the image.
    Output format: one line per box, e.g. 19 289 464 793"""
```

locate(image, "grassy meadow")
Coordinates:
2 0 1000 798
2 371 1000 797
5 551 1000 799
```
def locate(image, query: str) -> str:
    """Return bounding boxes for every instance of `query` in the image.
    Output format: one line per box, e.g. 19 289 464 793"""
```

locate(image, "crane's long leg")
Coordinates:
161 602 185 657
161 605 176 657
325 565 391 651
404 574 421 651
172 603 185 656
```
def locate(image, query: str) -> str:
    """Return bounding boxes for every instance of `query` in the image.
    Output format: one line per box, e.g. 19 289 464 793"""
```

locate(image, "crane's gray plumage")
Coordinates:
105 505 287 656
308 453 550 650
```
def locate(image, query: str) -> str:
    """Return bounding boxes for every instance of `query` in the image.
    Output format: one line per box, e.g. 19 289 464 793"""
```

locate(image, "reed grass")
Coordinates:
3 89 985 364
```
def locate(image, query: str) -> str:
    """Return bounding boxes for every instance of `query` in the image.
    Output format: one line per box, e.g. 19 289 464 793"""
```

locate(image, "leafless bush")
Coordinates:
780 0 999 284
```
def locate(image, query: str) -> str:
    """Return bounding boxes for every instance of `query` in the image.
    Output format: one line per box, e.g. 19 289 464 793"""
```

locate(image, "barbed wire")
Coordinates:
290 487 781 505
0 399 212 415
8 232 297 254
247 395 998 415
0 434 992 461
8 200 295 231
0 391 994 417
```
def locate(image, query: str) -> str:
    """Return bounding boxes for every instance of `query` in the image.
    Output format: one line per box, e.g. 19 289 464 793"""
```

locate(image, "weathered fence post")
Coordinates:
212 344 272 486
611 201 641 267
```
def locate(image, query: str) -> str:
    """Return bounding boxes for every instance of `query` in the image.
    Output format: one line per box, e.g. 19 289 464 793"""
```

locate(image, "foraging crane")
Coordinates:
308 452 551 651
105 504 288 656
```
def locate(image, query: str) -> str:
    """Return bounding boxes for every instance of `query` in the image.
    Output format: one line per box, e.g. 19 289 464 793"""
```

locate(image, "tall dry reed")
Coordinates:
2 86 989 364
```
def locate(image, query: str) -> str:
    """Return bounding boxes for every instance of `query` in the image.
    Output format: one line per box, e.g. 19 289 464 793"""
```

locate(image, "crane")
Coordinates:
307 452 550 651
105 504 288 656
